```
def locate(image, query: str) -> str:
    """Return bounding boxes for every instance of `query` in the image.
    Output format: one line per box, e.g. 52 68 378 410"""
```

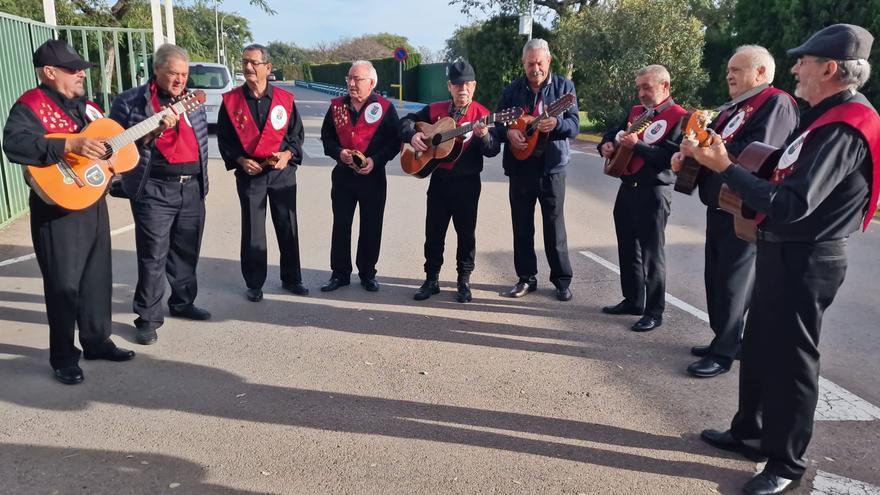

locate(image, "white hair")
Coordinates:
636 64 671 85
153 43 189 71
351 60 378 84
735 45 776 84
522 38 552 59
835 58 871 90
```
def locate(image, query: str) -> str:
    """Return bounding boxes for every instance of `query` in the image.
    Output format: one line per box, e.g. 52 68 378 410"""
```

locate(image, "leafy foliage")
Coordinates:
558 0 707 128
732 0 880 104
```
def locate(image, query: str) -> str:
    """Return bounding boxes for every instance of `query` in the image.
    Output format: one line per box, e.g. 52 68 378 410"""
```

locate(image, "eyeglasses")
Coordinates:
345 76 371 84
241 59 269 67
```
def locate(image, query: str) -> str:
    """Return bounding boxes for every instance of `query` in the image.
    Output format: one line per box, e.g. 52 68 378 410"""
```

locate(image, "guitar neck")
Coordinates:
105 100 188 150
437 114 494 142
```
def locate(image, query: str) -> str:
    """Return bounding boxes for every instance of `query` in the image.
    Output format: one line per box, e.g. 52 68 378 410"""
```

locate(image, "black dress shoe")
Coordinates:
601 301 644 315
414 280 440 301
456 282 472 303
687 356 729 378
320 277 350 292
743 471 800 495
136 328 158 345
282 282 309 296
556 287 573 301
54 365 84 385
360 278 380 292
631 315 662 332
84 347 136 362
500 279 536 298
169 305 211 320
691 344 711 357
246 288 263 302
700 429 767 462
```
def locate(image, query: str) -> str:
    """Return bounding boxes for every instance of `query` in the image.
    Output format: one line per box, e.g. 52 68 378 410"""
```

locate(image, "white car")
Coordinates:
187 62 232 125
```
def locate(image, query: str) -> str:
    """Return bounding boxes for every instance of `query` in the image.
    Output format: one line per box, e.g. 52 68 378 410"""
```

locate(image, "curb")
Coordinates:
576 133 602 144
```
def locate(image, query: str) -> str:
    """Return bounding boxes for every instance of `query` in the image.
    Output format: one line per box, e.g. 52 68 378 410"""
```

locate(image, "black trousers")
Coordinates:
424 174 481 280
508 172 572 288
704 208 756 365
612 183 671 318
130 177 205 330
730 239 847 480
30 192 113 369
330 167 386 280
235 167 302 289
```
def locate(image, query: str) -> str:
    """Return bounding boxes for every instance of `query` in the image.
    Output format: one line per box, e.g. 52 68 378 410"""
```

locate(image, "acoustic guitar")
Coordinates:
400 107 523 179
508 93 577 161
717 142 781 242
673 109 716 193
603 109 656 178
26 90 206 211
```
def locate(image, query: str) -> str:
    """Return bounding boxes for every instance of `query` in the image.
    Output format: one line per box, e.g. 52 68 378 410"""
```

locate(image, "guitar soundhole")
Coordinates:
431 134 442 146
101 143 114 160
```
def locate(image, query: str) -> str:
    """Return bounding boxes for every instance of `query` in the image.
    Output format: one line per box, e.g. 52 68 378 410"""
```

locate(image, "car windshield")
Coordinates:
187 65 229 89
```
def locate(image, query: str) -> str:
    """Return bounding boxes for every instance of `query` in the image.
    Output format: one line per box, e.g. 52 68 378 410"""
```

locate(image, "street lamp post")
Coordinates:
219 12 236 65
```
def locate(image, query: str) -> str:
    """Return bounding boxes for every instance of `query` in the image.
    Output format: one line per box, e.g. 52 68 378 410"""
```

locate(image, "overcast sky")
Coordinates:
220 0 492 55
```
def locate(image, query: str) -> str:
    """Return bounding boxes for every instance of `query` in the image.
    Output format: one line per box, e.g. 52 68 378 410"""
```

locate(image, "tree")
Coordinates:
449 0 600 18
732 0 880 104
445 15 556 109
558 0 708 128
689 0 737 105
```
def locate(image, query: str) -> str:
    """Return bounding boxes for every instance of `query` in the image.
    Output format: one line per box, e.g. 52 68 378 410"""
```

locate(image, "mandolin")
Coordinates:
603 108 656 178
507 93 576 161
673 109 716 193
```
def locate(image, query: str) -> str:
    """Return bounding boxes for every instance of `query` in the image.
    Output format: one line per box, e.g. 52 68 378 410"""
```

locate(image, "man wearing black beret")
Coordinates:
2 40 135 385
683 24 879 495
401 59 500 302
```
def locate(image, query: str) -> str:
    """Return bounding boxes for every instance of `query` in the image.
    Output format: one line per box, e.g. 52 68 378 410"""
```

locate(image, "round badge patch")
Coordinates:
84 104 103 122
84 165 107 187
777 131 810 170
721 111 746 140
270 105 288 130
642 120 668 145
364 102 383 124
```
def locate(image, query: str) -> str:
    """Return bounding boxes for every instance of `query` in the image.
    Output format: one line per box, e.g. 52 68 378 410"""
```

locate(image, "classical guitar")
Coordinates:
717 142 781 242
508 93 577 161
672 109 716 193
400 106 523 179
603 108 656 178
26 90 206 211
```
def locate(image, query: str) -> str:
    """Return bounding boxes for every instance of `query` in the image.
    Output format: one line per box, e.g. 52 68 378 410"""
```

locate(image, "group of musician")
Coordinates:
4 22 878 494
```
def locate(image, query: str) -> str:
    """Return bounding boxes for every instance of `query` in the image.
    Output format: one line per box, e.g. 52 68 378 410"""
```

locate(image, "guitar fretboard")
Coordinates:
104 98 194 152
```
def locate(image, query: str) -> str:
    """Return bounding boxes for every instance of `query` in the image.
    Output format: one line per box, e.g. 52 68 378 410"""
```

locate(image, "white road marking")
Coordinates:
812 470 880 495
0 224 135 267
578 249 879 422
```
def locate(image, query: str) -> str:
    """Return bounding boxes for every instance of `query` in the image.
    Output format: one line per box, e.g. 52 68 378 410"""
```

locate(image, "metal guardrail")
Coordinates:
294 80 389 98
0 11 153 227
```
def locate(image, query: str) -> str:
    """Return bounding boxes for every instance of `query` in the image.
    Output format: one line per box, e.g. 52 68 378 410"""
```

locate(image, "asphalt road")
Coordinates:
0 84 877 494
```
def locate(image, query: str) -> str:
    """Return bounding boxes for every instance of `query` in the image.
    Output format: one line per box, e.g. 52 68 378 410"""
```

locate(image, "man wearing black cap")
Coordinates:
2 39 135 385
401 59 500 302
320 60 400 292
495 38 579 302
109 44 211 345
683 24 879 495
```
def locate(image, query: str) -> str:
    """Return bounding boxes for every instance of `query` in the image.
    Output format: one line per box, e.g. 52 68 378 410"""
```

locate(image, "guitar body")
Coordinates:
508 115 546 161
717 142 782 242
673 157 704 194
603 145 633 178
26 118 140 211
400 118 463 178
674 111 715 195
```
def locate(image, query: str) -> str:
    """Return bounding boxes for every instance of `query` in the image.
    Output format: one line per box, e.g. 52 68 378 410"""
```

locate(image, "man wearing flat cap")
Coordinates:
2 40 135 385
401 59 500 302
683 24 879 495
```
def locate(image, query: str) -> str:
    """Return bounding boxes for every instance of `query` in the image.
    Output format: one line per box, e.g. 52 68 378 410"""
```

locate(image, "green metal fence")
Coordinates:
0 10 153 227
